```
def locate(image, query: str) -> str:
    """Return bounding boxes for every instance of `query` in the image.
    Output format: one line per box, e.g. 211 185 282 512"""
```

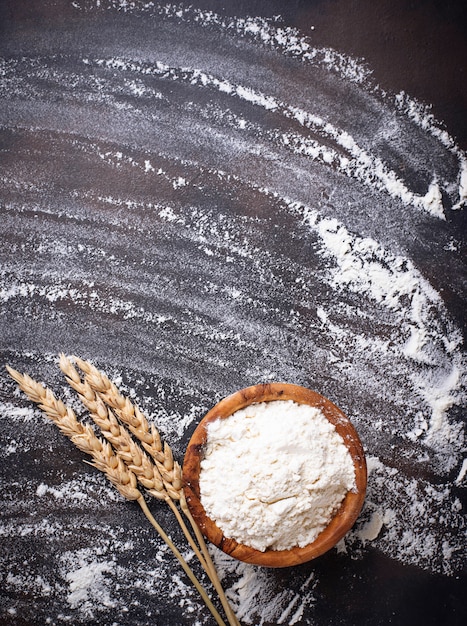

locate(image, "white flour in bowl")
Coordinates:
199 400 357 551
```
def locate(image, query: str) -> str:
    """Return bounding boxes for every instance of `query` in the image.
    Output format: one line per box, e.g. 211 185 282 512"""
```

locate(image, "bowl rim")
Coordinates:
183 382 367 567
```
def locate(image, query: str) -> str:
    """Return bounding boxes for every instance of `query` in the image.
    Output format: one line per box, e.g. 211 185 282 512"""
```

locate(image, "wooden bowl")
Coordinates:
183 383 367 568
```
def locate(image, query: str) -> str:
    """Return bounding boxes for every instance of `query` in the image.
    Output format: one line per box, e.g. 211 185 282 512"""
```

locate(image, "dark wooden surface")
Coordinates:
1 1 466 625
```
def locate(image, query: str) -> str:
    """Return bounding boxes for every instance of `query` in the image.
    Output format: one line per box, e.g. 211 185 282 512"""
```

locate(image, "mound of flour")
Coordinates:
199 400 357 551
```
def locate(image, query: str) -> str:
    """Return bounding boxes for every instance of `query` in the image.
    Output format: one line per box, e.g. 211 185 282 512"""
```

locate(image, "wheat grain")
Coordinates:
5 365 141 501
8 360 240 626
6 363 229 626
74 357 183 500
58 357 227 599
72 357 240 626
59 357 219 580
59 354 167 498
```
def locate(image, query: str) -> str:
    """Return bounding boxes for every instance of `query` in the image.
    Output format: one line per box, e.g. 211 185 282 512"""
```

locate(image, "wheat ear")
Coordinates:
74 357 182 499
72 357 240 626
58 354 166 499
6 364 228 626
5 365 139 501
59 355 213 571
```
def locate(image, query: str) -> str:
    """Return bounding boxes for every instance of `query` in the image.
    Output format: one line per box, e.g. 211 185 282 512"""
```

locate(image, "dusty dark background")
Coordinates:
5 0 465 146
0 1 466 625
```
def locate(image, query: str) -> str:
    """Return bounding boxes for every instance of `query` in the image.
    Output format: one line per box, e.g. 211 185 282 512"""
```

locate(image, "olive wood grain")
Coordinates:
183 383 367 567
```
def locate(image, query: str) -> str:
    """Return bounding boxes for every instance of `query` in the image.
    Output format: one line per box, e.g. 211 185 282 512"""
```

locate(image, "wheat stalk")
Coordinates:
59 355 214 573
6 364 228 626
71 356 240 626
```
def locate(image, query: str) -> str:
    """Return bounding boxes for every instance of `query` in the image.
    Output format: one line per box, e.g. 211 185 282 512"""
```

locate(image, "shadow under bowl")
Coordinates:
183 383 367 567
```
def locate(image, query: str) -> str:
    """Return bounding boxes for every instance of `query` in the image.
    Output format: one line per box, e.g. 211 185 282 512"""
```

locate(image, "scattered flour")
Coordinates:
455 458 467 485
65 559 116 614
200 400 356 551
357 510 384 543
